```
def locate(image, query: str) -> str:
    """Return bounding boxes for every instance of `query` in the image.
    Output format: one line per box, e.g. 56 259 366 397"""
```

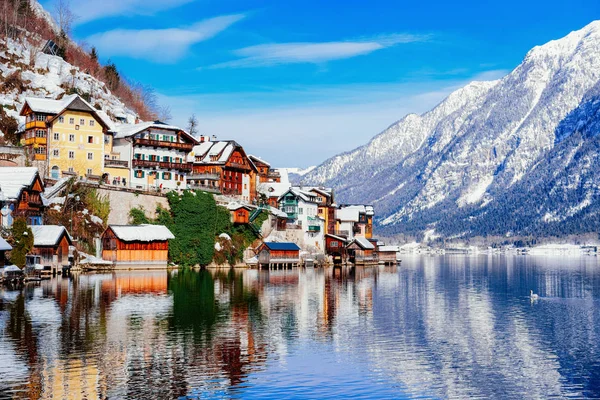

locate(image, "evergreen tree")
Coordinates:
90 46 98 63
103 62 120 92
9 218 34 268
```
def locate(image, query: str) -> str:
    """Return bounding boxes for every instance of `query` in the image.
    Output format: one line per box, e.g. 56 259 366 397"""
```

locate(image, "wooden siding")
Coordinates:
101 227 170 263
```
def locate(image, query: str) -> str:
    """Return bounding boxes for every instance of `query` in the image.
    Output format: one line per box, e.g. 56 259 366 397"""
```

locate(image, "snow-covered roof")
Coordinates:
268 206 288 219
379 245 399 252
257 182 291 198
23 95 76 114
108 225 175 242
0 237 12 251
249 154 270 166
191 140 247 165
227 203 252 211
352 237 375 250
113 121 193 140
29 225 71 246
0 167 41 200
336 207 361 222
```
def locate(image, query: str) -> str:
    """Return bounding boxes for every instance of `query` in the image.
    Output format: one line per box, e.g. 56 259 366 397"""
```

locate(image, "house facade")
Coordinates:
0 167 45 227
256 242 301 269
189 140 258 202
111 121 196 191
278 188 325 251
248 155 281 183
19 95 111 180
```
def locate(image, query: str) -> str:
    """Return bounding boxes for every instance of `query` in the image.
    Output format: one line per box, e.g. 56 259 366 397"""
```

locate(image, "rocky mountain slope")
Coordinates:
302 21 600 239
0 0 140 128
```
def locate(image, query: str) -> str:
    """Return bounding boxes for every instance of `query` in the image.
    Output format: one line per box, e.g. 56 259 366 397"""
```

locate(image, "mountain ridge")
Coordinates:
302 20 600 239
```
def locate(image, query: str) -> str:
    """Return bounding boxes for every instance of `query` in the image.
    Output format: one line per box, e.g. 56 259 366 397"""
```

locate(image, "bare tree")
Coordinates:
187 114 199 136
156 104 172 122
53 0 77 37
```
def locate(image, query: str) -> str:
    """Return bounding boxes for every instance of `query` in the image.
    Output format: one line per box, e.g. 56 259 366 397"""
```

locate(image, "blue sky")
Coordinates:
44 0 599 167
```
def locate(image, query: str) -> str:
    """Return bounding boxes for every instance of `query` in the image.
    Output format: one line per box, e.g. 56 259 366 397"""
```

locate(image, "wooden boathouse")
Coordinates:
256 242 301 269
346 237 377 265
378 245 400 265
101 224 174 269
29 225 72 274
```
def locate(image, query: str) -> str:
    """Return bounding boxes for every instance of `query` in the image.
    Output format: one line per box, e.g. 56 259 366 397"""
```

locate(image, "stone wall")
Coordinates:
97 187 169 225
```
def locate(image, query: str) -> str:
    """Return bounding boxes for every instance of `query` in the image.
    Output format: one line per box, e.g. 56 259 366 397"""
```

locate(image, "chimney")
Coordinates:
135 116 140 124
200 135 205 143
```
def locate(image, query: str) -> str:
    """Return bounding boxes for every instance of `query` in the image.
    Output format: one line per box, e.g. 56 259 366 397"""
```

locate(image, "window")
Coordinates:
87 169 93 176
69 134 75 142
58 116 64 123
75 125 79 131
88 136 94 144
68 151 75 159
134 153 142 160
68 167 74 173
53 132 59 141
35 130 46 138
53 149 59 157
299 208 303 215
162 172 172 180
36 114 45 121
80 119 85 125
69 118 74 124
87 152 93 160
134 170 144 178
34 146 46 154
89 120 95 127
104 135 110 144
331 241 339 248
163 156 170 162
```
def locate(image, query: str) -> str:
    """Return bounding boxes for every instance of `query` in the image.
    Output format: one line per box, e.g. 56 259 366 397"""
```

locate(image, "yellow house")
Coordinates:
20 95 115 180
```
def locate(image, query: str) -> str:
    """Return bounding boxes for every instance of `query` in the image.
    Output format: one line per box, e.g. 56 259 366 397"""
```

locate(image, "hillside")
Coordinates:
302 21 600 240
0 0 154 133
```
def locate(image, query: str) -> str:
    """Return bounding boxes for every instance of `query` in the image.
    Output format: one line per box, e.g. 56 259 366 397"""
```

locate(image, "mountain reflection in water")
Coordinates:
0 255 600 399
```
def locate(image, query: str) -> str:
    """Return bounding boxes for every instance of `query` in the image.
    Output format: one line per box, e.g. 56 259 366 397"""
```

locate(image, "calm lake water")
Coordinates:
1 255 600 399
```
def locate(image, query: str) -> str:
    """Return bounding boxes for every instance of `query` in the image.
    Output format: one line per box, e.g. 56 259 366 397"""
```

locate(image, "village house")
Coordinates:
335 205 374 240
0 237 11 266
101 224 174 268
19 95 113 180
257 181 292 207
0 167 46 227
188 139 258 202
256 242 301 269
29 225 73 274
248 155 281 183
110 121 197 191
378 245 400 265
346 236 377 265
227 203 253 224
278 188 325 251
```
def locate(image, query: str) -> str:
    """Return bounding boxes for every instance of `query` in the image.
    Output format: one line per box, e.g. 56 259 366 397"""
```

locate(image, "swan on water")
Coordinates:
530 290 539 300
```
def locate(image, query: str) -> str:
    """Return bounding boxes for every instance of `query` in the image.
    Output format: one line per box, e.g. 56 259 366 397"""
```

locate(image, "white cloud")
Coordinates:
208 33 430 68
68 0 196 24
159 70 506 167
87 14 245 63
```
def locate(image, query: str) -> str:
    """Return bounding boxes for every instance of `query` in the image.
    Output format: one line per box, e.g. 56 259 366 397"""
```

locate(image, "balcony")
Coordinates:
228 162 251 171
104 159 129 168
188 173 220 180
188 184 220 194
132 159 193 172
133 138 194 152
25 120 47 129
25 137 47 146
33 153 46 161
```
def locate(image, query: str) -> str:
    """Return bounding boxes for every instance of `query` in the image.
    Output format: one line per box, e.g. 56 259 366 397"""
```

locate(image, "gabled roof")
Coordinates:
227 203 253 211
261 242 301 251
107 225 174 242
0 237 12 251
0 167 43 201
379 245 400 252
21 95 115 131
113 121 197 142
277 187 319 203
257 182 292 198
348 236 375 250
248 154 270 167
325 234 348 242
29 225 72 247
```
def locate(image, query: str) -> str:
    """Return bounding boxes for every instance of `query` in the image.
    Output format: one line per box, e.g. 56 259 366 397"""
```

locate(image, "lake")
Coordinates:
1 255 600 399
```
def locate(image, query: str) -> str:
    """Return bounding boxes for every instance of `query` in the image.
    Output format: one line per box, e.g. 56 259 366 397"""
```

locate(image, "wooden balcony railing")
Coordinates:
228 162 251 171
188 184 220 193
132 159 193 172
25 121 47 129
133 138 194 151
188 173 220 180
104 159 129 168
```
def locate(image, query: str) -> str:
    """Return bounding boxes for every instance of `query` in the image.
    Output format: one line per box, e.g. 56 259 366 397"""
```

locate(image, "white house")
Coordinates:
111 121 197 191
278 188 325 251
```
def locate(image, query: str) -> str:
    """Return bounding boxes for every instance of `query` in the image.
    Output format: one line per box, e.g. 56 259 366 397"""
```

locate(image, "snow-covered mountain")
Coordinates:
302 21 600 239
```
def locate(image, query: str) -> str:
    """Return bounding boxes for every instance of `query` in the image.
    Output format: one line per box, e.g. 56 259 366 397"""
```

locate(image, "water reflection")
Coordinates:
0 256 599 399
